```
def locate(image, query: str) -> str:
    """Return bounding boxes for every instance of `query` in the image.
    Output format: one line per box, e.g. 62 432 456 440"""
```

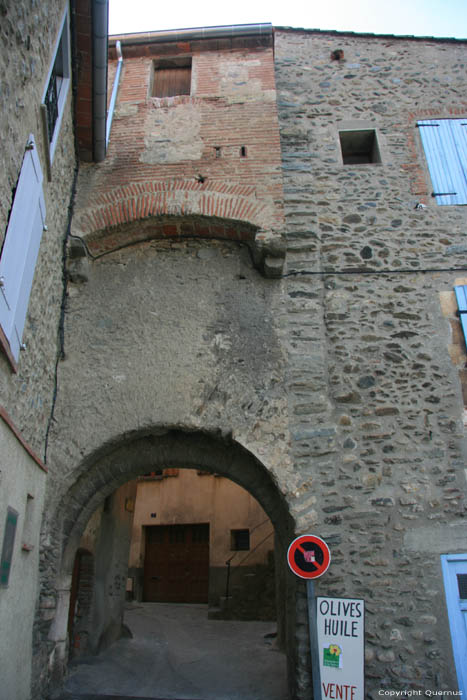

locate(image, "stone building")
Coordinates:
273 27 467 696
0 1 108 698
39 23 295 697
127 469 275 614
1 8 466 699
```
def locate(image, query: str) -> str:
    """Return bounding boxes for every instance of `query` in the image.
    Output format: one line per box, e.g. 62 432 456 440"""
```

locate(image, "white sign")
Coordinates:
316 597 365 700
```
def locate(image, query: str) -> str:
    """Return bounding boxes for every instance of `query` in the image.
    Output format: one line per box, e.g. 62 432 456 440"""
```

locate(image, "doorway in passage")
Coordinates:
143 523 210 603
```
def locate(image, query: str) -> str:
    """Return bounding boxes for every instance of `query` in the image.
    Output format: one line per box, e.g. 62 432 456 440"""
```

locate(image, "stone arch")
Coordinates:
58 429 294 572
71 181 285 277
45 428 303 698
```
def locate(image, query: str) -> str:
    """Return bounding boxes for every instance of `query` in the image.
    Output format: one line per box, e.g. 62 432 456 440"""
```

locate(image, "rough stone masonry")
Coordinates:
29 23 467 700
274 28 467 696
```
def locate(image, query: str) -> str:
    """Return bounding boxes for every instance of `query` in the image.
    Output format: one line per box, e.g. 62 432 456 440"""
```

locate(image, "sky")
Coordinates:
109 0 467 39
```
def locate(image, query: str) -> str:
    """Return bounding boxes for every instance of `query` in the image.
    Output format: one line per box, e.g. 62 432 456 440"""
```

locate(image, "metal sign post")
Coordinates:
287 534 332 700
287 535 365 700
307 579 323 700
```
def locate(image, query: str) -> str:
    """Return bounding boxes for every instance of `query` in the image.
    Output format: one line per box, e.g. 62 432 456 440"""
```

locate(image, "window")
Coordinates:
339 129 381 164
0 135 46 367
418 119 467 205
441 554 467 694
458 574 467 599
152 58 192 98
41 9 71 166
454 286 467 349
231 529 250 551
1 508 19 586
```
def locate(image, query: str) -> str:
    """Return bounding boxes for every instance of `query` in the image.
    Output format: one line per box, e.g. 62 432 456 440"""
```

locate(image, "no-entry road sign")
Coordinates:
287 534 331 580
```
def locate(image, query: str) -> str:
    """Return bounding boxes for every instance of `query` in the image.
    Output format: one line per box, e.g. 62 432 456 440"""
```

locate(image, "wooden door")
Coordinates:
143 524 209 603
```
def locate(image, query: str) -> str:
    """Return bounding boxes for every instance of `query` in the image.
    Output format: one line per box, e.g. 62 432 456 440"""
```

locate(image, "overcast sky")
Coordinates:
109 0 467 39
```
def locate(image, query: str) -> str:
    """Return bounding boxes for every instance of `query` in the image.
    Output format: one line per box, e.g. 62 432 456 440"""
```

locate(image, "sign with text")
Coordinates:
316 596 365 700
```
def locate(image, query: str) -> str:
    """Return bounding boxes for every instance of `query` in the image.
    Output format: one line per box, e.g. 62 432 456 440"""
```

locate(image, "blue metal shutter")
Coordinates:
0 135 46 361
418 119 467 205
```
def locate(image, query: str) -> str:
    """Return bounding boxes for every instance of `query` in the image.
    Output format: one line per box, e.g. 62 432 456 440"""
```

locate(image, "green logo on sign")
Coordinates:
323 644 342 669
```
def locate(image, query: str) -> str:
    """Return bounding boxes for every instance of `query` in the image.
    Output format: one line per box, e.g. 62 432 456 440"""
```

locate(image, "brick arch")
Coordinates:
72 181 285 276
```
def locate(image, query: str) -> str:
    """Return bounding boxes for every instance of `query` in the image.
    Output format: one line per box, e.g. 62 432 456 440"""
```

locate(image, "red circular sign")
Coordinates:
287 534 331 579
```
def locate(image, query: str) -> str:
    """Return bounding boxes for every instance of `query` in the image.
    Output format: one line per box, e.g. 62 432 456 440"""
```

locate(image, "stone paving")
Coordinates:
61 602 288 700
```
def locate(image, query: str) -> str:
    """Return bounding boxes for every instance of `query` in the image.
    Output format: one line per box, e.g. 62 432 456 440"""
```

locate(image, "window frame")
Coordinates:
0 507 19 587
231 529 250 551
151 57 192 98
336 121 387 168
41 8 71 170
339 129 382 165
441 553 467 694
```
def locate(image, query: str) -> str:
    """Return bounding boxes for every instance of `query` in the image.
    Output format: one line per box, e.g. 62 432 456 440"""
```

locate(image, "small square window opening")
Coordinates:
339 129 381 165
231 529 250 551
152 58 192 98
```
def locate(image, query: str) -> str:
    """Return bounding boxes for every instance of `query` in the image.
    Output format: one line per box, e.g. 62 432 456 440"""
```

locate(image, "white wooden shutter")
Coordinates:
0 135 46 361
418 119 467 205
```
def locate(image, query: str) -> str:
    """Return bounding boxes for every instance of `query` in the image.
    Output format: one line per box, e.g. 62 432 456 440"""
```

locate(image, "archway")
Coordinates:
45 429 301 698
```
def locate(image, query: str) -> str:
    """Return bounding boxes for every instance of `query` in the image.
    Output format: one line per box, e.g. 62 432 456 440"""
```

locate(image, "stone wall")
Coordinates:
40 235 296 695
87 481 137 654
275 29 467 696
0 0 76 455
0 3 78 700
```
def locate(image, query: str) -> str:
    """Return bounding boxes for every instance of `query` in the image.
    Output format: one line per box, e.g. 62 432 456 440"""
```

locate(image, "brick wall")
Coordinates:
73 35 285 272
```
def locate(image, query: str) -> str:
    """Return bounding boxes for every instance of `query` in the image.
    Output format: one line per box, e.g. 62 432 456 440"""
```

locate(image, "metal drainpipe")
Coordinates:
92 0 108 162
106 40 122 148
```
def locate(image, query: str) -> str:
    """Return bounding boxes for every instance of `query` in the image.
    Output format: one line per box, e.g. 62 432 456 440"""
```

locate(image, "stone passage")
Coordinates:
62 602 288 700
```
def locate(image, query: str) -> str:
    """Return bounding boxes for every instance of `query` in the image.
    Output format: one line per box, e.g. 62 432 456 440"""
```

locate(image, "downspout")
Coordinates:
92 0 108 162
105 40 122 148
